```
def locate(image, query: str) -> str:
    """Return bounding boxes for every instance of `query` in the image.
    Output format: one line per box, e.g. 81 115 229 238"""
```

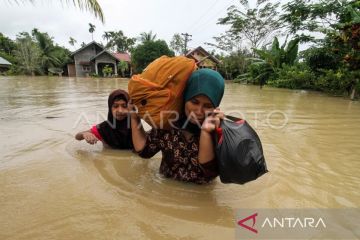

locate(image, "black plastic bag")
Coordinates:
215 117 268 184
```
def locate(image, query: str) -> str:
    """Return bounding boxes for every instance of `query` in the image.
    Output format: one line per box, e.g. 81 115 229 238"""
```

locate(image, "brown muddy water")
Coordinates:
0 76 359 240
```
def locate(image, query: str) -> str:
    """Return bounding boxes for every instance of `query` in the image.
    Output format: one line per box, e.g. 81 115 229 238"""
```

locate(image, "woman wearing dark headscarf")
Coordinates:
75 89 133 149
129 69 225 184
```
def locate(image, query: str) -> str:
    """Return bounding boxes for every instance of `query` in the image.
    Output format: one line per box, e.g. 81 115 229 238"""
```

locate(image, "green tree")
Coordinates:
89 23 96 41
69 37 77 49
169 33 185 55
105 30 136 52
238 36 300 87
281 0 360 99
117 60 129 77
206 31 243 54
31 29 62 74
217 50 251 80
218 0 283 55
131 40 174 73
280 0 355 41
0 32 16 55
0 33 17 67
102 31 112 45
138 31 157 43
13 32 42 76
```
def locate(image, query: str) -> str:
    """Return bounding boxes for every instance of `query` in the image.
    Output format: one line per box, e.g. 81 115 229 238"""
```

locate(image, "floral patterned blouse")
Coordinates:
138 128 218 184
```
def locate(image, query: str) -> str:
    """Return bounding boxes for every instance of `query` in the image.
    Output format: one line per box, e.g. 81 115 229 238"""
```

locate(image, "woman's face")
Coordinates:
184 95 214 124
111 99 128 121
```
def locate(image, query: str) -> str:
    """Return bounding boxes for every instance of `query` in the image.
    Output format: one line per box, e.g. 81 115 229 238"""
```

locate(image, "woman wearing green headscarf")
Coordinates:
129 68 225 184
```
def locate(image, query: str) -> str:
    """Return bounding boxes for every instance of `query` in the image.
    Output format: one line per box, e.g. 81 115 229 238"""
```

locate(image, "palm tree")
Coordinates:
11 0 104 23
102 31 112 46
138 31 157 43
69 37 77 49
89 23 96 41
32 29 61 74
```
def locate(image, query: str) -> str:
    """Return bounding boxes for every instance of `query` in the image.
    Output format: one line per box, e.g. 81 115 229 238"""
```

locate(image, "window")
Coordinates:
82 65 91 72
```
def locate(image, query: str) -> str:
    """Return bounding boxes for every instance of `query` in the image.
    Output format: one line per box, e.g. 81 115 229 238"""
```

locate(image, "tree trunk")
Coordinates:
350 79 358 100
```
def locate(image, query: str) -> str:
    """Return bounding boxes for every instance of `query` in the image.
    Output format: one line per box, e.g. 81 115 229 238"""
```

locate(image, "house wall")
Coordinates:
67 64 76 77
74 45 101 77
198 58 217 69
189 51 217 70
193 51 205 61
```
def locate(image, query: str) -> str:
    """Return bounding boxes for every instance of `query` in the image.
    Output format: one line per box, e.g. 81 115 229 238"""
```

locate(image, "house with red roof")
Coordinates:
67 41 131 77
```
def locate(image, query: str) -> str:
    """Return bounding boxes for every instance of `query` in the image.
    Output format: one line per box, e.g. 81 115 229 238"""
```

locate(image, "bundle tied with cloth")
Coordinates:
128 55 267 184
128 55 197 129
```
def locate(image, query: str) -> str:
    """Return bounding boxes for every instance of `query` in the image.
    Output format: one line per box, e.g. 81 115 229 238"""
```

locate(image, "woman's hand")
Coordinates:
127 99 147 152
127 100 139 120
83 132 98 144
201 108 224 133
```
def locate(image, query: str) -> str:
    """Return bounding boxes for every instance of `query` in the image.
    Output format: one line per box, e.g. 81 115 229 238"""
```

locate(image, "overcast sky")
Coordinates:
0 0 237 51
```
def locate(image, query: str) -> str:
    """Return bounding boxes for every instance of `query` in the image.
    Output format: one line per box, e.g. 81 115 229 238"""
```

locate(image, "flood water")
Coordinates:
0 76 359 239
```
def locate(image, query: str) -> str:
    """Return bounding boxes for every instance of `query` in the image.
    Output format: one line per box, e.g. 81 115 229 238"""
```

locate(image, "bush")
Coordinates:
267 63 316 89
315 69 355 95
302 47 340 73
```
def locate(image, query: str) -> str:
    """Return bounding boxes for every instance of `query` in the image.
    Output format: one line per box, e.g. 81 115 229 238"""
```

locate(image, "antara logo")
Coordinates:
237 213 258 234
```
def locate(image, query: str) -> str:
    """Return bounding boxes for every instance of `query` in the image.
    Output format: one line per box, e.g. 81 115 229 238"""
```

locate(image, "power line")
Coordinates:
189 3 234 48
190 1 234 35
186 0 221 33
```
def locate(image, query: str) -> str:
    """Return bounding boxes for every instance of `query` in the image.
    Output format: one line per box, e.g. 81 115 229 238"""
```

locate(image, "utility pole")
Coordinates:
181 33 192 55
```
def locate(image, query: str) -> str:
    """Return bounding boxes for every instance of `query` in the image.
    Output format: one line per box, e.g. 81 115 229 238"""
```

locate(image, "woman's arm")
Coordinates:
128 102 147 152
198 108 224 164
75 130 98 144
198 130 215 164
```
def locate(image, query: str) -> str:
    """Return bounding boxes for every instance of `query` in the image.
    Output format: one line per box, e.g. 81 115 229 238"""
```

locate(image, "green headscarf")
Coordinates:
184 68 225 107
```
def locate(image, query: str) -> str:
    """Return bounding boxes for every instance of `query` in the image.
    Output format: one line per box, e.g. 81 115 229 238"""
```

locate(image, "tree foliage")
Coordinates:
11 0 104 23
104 30 136 53
169 33 185 55
13 32 42 76
131 40 174 73
237 37 300 86
218 0 283 53
138 31 157 43
1 29 70 75
117 60 129 77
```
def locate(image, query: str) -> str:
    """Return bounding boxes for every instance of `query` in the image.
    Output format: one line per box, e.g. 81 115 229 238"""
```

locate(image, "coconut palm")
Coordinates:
10 0 104 23
69 37 77 49
89 23 96 41
102 31 112 46
138 31 157 43
31 28 61 74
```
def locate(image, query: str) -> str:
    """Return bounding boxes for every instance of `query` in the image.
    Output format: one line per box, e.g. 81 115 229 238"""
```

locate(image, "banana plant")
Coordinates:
236 36 300 87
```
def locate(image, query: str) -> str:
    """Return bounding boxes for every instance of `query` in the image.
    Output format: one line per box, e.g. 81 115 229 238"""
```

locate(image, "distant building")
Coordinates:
67 41 131 77
0 56 12 73
185 46 220 70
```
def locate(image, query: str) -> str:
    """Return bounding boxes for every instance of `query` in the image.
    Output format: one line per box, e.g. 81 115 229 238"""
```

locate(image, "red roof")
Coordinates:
113 53 131 62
